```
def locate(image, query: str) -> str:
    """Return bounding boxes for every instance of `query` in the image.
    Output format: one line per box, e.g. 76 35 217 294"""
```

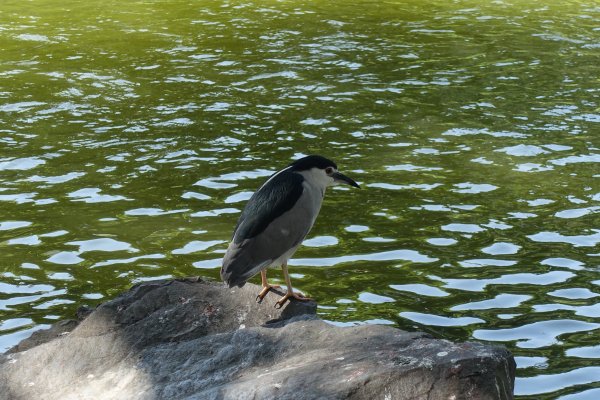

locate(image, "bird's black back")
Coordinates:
232 169 304 244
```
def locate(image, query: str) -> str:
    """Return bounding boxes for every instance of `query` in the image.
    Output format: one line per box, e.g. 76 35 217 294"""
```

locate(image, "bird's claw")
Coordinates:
274 291 313 309
256 284 281 304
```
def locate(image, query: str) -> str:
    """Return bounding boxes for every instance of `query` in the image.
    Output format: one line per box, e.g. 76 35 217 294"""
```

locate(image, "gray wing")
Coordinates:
221 177 317 288
232 170 304 244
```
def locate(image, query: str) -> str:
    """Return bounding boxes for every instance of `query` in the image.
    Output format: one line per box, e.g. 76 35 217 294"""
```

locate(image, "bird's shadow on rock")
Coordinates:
261 286 318 326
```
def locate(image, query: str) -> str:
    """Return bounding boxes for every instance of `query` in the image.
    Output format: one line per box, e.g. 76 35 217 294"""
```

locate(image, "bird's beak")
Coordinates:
332 171 360 188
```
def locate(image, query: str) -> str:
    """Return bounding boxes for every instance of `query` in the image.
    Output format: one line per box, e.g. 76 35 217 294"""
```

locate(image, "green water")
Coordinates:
1 0 599 398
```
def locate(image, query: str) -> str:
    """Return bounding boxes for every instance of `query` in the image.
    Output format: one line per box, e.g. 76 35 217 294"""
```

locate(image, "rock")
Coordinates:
0 277 515 399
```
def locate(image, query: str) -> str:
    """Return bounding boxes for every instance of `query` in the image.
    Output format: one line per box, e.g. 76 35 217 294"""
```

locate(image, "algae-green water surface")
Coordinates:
1 0 599 398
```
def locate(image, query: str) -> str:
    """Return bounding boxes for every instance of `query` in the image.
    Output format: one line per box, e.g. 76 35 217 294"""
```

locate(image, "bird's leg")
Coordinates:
256 269 281 303
275 262 312 309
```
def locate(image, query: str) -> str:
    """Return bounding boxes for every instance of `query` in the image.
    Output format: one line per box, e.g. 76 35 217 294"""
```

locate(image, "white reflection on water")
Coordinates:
451 182 498 194
224 191 253 204
0 157 46 171
46 252 84 265
451 294 531 311
441 223 485 233
515 356 548 369
540 258 585 270
0 101 46 113
0 221 32 231
303 236 338 247
7 235 41 246
555 206 600 219
566 345 600 358
481 242 521 255
0 324 51 353
172 241 225 255
192 249 439 269
124 208 189 216
191 208 239 217
92 254 166 268
181 191 211 200
358 292 394 304
66 238 139 253
496 144 549 157
458 259 517 268
426 238 457 246
344 225 369 232
325 318 395 327
192 258 222 269
441 127 526 138
40 230 68 238
0 289 67 311
26 172 85 184
400 312 484 327
47 273 74 281
385 163 442 172
0 282 54 295
367 182 443 191
362 237 395 243
194 179 237 189
533 302 600 318
515 163 554 172
516 367 600 396
557 388 600 400
523 198 554 207
290 249 437 267
390 284 449 298
528 230 600 247
474 320 600 349
437 271 576 292
550 154 600 166
549 288 599 299
68 188 130 203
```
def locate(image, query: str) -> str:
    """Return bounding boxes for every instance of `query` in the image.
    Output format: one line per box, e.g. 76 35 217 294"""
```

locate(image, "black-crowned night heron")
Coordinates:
221 155 360 308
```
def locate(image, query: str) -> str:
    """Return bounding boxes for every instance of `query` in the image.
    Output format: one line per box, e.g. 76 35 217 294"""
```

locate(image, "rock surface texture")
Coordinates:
0 277 515 400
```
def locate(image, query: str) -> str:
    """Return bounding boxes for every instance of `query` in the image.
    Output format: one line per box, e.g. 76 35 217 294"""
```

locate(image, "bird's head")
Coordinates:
289 155 360 189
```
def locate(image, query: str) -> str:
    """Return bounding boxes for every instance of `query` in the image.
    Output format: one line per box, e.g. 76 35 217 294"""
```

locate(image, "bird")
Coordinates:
221 155 360 308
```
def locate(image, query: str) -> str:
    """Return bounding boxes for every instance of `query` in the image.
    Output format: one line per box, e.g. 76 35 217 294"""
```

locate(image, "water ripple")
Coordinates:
1 2 599 398
290 249 438 267
68 188 130 203
451 294 532 311
66 238 138 253
390 284 449 298
400 312 484 327
0 221 31 231
438 271 576 292
516 367 600 396
528 230 600 247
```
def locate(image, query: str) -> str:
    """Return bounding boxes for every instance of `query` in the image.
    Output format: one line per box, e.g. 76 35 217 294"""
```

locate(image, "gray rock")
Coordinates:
0 277 515 399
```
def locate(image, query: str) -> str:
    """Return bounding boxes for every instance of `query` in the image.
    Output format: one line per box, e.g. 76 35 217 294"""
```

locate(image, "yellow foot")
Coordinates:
275 291 313 309
256 284 282 303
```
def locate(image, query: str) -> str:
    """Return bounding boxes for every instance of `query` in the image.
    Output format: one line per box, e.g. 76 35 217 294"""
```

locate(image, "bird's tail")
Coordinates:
221 251 270 288
220 264 247 288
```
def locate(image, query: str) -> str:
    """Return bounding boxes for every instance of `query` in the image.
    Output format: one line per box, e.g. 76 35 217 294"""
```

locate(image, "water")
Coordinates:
1 0 599 398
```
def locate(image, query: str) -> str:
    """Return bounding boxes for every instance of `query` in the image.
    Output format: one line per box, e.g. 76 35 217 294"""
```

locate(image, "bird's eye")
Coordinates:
325 167 334 175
